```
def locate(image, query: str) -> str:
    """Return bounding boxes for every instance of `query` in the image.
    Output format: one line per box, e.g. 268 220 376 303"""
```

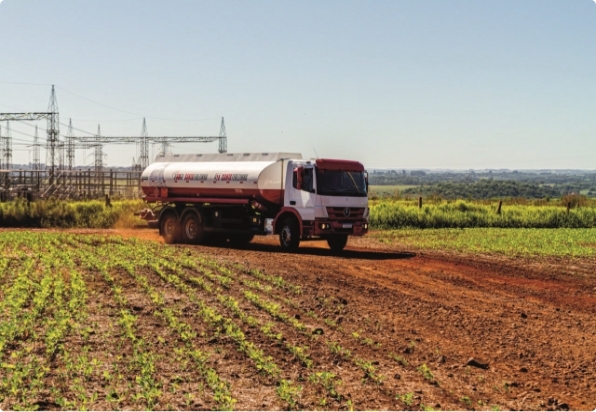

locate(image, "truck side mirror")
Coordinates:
364 171 369 193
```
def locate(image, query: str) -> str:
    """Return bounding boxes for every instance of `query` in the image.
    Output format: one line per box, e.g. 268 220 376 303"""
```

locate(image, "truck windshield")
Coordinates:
315 168 367 197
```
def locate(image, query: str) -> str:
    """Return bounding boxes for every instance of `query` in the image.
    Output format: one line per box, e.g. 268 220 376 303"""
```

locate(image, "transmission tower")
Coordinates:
140 118 149 168
3 122 12 170
158 137 171 158
58 140 65 171
67 119 75 170
33 125 41 170
46 85 60 183
219 117 227 154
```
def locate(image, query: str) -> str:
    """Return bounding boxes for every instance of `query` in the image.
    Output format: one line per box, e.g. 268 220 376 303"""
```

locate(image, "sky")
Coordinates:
1 0 595 170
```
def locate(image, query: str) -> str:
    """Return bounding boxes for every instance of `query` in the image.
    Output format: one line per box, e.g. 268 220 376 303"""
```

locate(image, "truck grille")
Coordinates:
326 207 365 221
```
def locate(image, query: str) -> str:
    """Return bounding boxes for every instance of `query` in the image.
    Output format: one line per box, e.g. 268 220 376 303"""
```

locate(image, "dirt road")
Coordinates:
29 228 596 410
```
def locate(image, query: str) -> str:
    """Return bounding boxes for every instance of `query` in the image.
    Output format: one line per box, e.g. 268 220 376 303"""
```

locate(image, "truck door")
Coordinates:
289 166 316 221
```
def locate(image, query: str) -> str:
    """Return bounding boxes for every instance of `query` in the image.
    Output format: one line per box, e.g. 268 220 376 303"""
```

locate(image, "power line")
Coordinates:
8 128 39 140
58 121 96 136
55 85 219 122
0 103 27 111
56 86 143 118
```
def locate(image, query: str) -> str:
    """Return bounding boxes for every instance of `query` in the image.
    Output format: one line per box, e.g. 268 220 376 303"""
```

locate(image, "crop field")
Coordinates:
1 228 596 411
0 230 441 410
373 228 596 257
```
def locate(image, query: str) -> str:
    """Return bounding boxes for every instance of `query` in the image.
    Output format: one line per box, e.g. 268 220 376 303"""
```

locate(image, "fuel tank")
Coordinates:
140 152 302 206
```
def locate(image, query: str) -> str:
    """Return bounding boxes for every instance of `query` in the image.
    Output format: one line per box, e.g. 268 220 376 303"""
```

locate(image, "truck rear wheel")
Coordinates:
327 235 348 252
161 213 181 244
279 218 300 250
182 212 205 244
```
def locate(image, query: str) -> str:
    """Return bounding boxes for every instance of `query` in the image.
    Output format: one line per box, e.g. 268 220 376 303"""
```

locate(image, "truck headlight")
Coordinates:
364 223 368 229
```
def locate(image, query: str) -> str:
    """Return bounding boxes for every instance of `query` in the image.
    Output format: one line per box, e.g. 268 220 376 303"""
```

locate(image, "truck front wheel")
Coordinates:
327 235 348 252
279 218 300 250
161 214 181 244
182 212 205 244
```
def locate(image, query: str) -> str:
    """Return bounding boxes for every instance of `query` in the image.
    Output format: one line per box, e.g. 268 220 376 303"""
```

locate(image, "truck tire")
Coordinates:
182 212 205 244
279 218 300 250
327 235 348 252
161 213 181 244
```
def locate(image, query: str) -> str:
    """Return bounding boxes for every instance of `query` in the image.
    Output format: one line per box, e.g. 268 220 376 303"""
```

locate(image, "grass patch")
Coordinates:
0 199 146 228
369 199 596 229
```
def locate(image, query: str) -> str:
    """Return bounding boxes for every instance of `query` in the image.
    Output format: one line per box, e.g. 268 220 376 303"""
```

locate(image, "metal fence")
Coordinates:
0 169 142 201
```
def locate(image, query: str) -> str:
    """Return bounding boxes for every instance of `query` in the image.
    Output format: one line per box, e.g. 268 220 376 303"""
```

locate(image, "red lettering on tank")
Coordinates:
173 173 183 183
213 173 248 182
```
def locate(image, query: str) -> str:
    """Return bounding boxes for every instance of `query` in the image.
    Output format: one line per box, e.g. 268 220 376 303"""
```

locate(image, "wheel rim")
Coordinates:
185 219 197 239
281 225 292 246
165 219 176 236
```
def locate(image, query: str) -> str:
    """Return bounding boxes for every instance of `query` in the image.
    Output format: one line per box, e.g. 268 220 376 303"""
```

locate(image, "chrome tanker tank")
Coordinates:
140 152 302 205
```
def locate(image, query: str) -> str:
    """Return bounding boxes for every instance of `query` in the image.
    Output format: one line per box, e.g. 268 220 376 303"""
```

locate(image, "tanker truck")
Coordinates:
140 152 369 251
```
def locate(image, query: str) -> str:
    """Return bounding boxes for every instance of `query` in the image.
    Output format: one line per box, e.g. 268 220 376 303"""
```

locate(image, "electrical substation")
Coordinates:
0 86 228 200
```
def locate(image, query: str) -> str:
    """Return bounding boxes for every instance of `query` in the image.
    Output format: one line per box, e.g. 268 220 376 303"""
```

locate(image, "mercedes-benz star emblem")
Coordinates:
343 208 351 217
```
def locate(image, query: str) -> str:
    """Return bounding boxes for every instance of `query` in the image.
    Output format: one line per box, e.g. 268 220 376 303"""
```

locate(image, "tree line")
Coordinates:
400 180 574 199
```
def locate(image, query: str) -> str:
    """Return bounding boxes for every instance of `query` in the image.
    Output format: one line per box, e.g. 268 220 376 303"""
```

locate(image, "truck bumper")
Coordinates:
304 218 369 237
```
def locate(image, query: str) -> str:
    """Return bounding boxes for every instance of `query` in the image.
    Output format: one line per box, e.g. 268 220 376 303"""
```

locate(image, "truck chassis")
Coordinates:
151 198 367 251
